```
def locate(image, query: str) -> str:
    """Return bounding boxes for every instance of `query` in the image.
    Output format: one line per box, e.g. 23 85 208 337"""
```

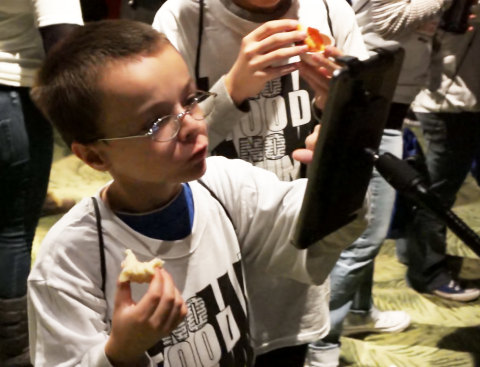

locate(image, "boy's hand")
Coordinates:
105 268 187 366
225 19 309 106
292 124 320 164
298 45 344 110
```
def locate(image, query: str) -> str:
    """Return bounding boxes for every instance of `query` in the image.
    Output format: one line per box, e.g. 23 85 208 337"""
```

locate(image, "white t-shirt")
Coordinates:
0 0 83 87
153 0 368 181
28 157 367 366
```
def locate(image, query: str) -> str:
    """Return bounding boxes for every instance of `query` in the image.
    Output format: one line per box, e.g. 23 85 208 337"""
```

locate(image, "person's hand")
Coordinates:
298 45 344 110
105 268 187 366
224 19 309 105
468 1 479 31
292 124 320 164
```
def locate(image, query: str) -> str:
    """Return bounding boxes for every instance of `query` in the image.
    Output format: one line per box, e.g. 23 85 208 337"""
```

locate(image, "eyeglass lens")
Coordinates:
151 94 215 142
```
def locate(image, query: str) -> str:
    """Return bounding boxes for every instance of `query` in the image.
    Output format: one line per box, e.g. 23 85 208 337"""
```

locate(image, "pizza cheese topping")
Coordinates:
298 24 326 52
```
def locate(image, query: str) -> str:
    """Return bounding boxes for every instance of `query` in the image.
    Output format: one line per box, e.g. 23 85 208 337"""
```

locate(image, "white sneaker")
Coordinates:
342 309 411 336
306 345 340 367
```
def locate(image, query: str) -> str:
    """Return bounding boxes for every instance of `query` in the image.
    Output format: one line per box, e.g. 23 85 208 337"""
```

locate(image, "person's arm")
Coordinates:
28 213 186 367
28 279 123 367
200 156 368 286
370 0 449 39
38 24 80 53
299 0 369 111
29 269 186 367
204 76 250 151
32 0 84 52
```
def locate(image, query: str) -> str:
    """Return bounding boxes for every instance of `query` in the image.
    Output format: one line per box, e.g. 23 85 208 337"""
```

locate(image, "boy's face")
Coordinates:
95 44 208 186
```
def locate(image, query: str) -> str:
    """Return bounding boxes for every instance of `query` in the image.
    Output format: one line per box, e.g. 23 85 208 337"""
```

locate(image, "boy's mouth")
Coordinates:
190 146 208 162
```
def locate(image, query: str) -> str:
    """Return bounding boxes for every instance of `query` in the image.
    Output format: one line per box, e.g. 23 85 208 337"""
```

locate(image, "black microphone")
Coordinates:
367 151 480 258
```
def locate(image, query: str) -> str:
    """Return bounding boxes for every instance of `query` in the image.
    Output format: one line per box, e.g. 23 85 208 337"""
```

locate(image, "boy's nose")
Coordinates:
176 113 206 142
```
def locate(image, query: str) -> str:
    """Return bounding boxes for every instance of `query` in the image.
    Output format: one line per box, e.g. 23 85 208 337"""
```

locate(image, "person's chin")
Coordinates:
182 156 207 182
193 156 208 177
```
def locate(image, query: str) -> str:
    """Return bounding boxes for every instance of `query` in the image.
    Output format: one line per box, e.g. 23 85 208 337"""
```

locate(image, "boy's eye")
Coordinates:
184 93 197 107
150 116 173 133
184 91 207 107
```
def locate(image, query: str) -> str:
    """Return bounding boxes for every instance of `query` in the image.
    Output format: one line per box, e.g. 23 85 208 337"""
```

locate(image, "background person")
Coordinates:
0 1 82 366
308 0 456 365
404 9 480 301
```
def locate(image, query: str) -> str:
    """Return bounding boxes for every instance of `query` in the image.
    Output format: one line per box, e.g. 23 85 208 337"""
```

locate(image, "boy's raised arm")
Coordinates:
200 155 368 286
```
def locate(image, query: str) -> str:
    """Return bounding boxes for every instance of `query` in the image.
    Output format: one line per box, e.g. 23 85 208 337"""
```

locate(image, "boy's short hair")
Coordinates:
32 20 168 147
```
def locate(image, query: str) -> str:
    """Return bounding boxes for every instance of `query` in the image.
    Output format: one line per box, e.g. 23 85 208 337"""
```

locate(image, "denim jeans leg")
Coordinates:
316 129 403 346
0 86 53 299
407 112 480 292
18 88 53 244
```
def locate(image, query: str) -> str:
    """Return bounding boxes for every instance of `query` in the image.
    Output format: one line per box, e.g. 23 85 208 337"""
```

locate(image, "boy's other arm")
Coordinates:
105 268 187 367
28 265 186 366
202 127 367 286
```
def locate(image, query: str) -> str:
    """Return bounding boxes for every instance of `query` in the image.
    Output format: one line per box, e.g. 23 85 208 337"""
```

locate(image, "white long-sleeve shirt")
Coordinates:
0 0 83 87
28 157 367 366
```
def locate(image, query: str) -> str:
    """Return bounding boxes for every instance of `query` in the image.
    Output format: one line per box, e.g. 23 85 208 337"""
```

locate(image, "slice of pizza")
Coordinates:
119 249 165 283
298 25 327 52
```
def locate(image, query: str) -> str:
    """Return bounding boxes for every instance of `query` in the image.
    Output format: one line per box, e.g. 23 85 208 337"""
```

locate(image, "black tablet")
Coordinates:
292 44 405 249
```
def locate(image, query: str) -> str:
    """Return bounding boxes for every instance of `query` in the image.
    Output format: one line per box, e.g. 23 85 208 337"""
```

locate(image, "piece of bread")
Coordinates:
298 25 327 52
119 249 165 283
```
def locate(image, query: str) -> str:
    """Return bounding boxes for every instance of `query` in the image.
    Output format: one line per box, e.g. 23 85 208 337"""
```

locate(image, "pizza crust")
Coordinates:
119 249 165 283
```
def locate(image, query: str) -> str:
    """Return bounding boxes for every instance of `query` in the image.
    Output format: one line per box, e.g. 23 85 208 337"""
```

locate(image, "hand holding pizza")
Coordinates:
224 19 309 106
296 26 344 110
105 253 187 366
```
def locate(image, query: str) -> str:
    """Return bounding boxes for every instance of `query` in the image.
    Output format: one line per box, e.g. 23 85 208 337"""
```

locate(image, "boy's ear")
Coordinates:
71 141 111 172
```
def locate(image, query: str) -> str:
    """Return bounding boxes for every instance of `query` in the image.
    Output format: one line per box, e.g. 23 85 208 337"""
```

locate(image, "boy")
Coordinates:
27 20 366 367
153 0 368 362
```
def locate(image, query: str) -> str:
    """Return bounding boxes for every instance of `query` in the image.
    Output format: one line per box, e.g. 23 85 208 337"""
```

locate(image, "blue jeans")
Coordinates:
313 129 403 346
404 112 480 292
0 86 53 299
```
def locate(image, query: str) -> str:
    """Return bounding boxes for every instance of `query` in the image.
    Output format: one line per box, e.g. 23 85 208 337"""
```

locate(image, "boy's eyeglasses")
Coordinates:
98 91 217 143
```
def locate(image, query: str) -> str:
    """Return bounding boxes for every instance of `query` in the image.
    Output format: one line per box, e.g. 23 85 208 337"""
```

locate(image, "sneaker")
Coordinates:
432 280 480 302
342 309 411 336
306 345 340 367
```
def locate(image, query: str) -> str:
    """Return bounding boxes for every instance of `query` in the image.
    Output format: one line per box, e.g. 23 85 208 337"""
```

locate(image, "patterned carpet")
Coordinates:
33 144 480 367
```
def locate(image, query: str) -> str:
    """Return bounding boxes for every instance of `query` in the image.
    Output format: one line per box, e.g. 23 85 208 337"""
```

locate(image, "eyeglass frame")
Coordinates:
96 90 217 143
